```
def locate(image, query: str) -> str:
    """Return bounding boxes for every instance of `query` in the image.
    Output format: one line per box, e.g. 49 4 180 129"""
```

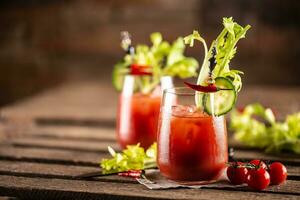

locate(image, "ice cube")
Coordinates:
172 105 197 117
186 105 197 113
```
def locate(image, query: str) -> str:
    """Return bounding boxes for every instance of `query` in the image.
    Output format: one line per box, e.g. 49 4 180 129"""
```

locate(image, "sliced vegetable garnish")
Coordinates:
203 77 236 116
183 18 250 110
184 81 233 93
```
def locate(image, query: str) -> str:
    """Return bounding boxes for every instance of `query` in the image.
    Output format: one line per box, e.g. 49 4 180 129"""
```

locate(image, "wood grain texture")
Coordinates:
25 126 116 142
0 146 104 167
0 146 299 177
0 160 298 189
0 160 136 184
0 82 299 199
8 137 119 153
0 175 299 200
234 150 300 166
0 81 118 122
0 197 17 200
1 82 300 122
6 134 300 165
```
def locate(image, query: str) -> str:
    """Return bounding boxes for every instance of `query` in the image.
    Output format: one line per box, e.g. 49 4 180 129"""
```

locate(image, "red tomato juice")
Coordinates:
158 106 228 182
117 93 161 149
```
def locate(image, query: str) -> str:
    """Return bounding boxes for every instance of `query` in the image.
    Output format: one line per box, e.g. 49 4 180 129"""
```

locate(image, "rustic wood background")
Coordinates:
0 0 299 199
0 81 299 199
0 0 299 106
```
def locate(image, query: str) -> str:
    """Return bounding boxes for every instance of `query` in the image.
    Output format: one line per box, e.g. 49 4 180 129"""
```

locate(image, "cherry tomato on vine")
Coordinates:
269 162 287 185
247 168 270 190
227 162 248 185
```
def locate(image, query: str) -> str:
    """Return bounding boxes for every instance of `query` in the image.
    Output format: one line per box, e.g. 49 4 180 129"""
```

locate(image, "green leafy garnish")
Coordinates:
183 30 209 86
101 143 157 174
183 17 250 112
112 32 199 93
231 103 300 154
184 17 251 91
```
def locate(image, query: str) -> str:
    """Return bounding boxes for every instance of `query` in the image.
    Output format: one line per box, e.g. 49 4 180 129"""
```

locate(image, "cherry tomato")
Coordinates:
249 159 267 169
269 162 287 185
247 168 270 190
227 162 248 185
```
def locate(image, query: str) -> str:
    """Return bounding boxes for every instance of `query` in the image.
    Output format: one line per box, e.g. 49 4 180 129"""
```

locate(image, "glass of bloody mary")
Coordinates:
117 75 173 149
113 31 199 150
157 87 228 184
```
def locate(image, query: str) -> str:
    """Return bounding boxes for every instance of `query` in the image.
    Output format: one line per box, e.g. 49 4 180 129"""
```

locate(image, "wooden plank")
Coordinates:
285 166 300 178
0 159 299 186
0 197 17 200
0 160 99 178
7 135 300 165
234 150 300 166
1 144 300 174
4 130 300 166
0 145 299 177
7 137 119 153
0 160 135 184
25 126 116 142
2 84 300 123
34 117 115 128
0 81 118 121
0 175 299 200
0 145 299 180
0 146 104 167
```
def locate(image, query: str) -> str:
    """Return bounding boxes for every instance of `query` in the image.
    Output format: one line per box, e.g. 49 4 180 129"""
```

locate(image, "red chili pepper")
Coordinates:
237 106 245 113
184 81 232 93
130 64 152 76
118 169 143 178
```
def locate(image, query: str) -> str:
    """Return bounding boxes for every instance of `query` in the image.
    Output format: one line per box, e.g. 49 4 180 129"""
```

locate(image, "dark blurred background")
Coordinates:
0 0 299 106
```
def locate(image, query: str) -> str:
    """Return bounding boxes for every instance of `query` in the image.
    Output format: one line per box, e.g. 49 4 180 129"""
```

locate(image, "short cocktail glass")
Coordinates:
157 87 228 184
117 75 173 149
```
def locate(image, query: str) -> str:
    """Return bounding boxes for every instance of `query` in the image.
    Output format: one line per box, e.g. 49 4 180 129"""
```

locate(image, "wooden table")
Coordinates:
0 80 299 200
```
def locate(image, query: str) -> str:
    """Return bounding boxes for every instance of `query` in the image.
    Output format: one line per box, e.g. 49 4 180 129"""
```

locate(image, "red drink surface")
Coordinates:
158 106 228 182
117 93 161 149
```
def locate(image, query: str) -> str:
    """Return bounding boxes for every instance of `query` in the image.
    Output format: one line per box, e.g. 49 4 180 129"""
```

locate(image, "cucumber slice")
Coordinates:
203 77 236 116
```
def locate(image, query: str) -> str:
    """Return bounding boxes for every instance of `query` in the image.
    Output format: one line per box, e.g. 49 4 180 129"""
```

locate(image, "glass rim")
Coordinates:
163 87 203 96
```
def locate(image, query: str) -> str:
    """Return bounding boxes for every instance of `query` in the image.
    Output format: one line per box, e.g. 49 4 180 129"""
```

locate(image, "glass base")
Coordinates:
169 179 217 186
